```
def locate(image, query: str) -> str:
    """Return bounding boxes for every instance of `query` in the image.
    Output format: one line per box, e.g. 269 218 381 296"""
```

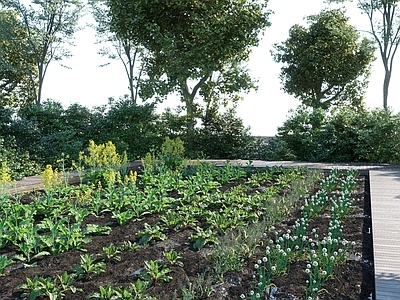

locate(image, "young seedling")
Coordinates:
164 250 184 267
137 223 167 245
140 260 173 286
73 254 106 279
102 244 121 262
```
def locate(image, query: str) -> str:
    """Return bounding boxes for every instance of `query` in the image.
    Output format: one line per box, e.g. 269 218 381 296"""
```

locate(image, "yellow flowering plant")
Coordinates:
40 165 62 192
79 140 129 187
0 162 12 196
160 137 186 172
0 162 11 184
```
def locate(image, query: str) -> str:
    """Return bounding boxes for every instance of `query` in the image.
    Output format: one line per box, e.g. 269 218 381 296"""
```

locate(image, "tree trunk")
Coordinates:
383 68 391 110
36 64 44 105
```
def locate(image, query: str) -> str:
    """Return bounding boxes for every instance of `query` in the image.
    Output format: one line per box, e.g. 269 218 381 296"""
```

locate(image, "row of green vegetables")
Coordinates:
0 158 310 299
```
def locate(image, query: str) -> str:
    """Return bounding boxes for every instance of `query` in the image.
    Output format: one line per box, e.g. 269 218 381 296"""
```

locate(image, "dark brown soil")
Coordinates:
0 170 374 300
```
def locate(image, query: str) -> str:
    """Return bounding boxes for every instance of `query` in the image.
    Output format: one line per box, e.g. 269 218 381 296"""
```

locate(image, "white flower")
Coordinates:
240 294 246 299
254 264 259 269
312 261 318 267
262 257 268 262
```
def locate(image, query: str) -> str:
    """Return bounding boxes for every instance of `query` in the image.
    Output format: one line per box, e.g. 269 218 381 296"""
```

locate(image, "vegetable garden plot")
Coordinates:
0 163 373 299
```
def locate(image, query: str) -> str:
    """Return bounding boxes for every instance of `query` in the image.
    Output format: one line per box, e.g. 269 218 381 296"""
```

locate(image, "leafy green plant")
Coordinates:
72 254 106 279
140 260 173 286
160 137 186 172
0 254 13 276
137 223 167 245
119 240 140 252
102 244 121 262
88 280 155 300
111 209 135 226
17 224 50 263
164 250 184 267
15 272 80 300
189 227 217 250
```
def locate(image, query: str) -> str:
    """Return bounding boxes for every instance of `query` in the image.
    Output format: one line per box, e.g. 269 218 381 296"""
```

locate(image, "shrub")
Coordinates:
91 97 163 160
160 107 266 160
0 137 41 180
267 105 400 164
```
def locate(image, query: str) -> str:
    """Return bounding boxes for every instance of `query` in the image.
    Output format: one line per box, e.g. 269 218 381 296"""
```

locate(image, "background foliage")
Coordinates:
265 105 400 164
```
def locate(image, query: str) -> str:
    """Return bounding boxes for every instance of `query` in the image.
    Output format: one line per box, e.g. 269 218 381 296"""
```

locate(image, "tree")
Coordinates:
89 0 143 104
272 9 375 109
0 8 37 106
1 0 83 104
107 0 271 132
326 0 400 109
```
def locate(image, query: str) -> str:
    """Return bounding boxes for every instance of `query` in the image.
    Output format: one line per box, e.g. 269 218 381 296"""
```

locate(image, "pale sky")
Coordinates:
41 0 400 136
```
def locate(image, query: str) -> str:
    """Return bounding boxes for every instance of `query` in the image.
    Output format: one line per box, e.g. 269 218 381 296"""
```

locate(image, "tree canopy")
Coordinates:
326 0 400 109
1 0 83 105
107 0 271 131
0 8 36 106
272 9 375 109
89 0 143 104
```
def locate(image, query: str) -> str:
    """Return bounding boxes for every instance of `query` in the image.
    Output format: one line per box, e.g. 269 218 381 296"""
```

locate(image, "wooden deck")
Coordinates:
4 160 400 299
370 170 400 300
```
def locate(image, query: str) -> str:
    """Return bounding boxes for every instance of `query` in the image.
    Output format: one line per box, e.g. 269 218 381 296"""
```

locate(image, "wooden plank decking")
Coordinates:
370 170 400 299
4 160 400 299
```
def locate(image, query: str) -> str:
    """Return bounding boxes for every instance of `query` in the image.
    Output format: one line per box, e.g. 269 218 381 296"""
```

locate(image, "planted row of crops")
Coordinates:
244 168 362 299
0 140 364 299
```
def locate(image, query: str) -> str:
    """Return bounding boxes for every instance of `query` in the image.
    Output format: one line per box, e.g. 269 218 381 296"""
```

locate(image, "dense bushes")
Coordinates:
159 107 265 160
0 98 264 177
3 97 400 180
265 105 400 164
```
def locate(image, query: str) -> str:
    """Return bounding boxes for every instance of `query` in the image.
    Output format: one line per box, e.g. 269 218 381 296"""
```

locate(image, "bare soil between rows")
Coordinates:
0 169 374 300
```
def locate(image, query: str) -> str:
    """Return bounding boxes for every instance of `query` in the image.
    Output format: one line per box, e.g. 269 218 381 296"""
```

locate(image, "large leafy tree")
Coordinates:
272 9 375 109
107 0 271 132
326 0 400 109
0 9 36 106
89 0 143 104
1 0 83 104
